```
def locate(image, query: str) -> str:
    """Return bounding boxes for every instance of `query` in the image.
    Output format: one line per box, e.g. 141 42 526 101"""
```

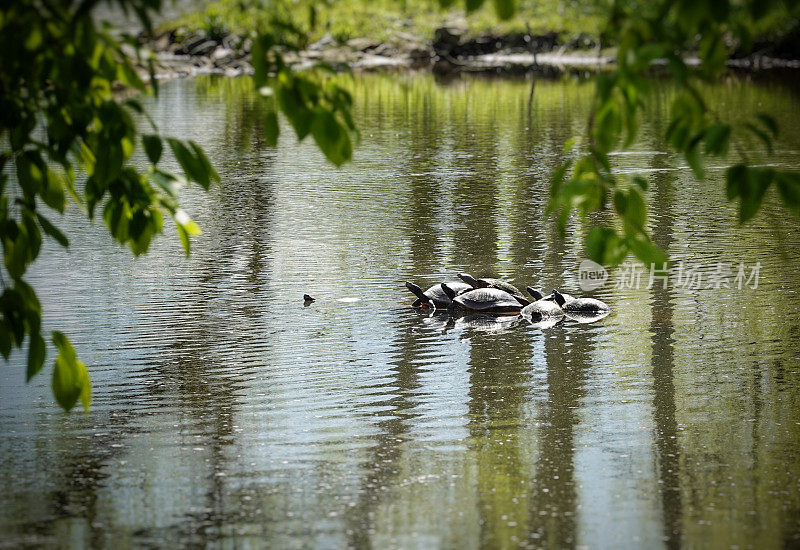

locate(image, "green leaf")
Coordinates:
264 111 280 147
93 139 123 185
311 108 351 166
174 209 201 256
51 331 90 412
625 187 646 230
756 113 778 138
728 165 773 224
594 100 621 153
36 213 69 248
726 164 747 200
775 171 800 214
700 32 728 76
586 226 628 266
43 168 67 212
149 169 183 198
187 141 219 186
633 176 648 191
465 0 484 12
116 61 145 91
142 134 163 165
0 323 11 360
627 233 669 266
738 168 773 224
685 142 705 179
168 139 211 189
613 189 627 216
22 212 42 261
27 332 46 382
176 224 191 256
276 77 314 141
704 123 731 156
16 152 44 197
252 33 274 88
744 122 773 155
492 0 515 20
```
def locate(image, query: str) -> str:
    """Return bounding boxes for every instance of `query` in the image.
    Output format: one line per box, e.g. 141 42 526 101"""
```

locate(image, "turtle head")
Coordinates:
406 281 432 307
457 272 480 288
526 287 544 301
440 282 457 300
551 289 566 307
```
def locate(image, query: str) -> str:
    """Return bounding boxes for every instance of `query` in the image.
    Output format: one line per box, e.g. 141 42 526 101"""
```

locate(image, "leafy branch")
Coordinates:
544 0 800 266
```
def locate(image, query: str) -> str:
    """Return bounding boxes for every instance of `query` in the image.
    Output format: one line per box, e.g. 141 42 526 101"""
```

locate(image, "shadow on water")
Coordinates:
466 323 537 546
522 218 593 547
647 151 683 547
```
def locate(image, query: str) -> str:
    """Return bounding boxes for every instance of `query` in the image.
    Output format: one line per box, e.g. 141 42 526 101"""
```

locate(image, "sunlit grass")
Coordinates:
163 0 607 44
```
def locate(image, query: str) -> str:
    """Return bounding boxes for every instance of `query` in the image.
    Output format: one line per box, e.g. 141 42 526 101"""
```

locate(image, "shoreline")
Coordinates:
139 28 800 81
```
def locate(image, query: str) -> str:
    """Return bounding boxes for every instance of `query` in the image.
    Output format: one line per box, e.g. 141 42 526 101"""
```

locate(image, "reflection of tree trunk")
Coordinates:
342 95 447 544
402 87 446 271
466 330 537 547
523 220 590 547
452 120 501 273
526 24 537 120
648 160 682 548
343 318 419 547
527 76 536 119
526 326 592 546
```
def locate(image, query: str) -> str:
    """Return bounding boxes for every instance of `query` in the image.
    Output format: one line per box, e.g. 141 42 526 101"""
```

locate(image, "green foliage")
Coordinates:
544 0 800 266
52 331 91 413
250 14 358 166
167 0 605 45
1 0 358 411
0 0 217 411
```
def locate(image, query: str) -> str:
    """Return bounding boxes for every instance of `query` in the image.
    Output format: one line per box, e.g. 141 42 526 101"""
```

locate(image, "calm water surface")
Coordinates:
1 72 800 548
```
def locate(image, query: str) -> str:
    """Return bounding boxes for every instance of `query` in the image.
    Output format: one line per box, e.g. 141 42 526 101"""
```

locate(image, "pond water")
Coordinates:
2 71 800 548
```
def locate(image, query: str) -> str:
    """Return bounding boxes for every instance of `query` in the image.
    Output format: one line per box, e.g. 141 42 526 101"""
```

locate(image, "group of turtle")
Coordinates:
405 273 610 324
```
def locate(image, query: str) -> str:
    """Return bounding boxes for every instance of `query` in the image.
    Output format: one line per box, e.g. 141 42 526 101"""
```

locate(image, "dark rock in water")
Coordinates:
303 294 315 305
433 26 465 56
402 42 434 61
189 39 219 57
176 33 209 54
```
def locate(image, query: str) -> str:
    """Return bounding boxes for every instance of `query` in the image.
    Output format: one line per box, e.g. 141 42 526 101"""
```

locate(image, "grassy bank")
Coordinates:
160 0 800 61
162 0 607 45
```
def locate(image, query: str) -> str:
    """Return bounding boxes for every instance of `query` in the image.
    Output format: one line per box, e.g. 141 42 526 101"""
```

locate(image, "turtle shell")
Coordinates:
562 297 610 313
521 299 564 319
477 278 530 306
452 288 523 313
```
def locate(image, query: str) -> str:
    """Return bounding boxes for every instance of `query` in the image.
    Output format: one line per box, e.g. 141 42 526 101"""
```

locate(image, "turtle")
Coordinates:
521 287 565 320
441 282 524 314
551 289 610 314
405 280 472 309
457 272 531 306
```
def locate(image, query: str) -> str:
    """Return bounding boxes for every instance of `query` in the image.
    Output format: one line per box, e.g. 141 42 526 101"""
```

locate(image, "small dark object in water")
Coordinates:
303 294 315 305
